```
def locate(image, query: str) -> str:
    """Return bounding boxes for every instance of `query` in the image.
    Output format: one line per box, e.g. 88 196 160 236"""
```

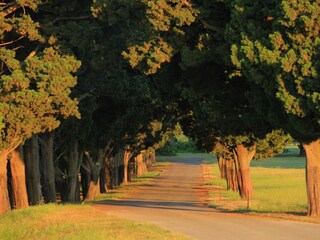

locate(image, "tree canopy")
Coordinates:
1 0 319 217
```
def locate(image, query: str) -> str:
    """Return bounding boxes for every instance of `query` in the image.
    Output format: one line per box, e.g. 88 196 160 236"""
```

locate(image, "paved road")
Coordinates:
95 157 320 240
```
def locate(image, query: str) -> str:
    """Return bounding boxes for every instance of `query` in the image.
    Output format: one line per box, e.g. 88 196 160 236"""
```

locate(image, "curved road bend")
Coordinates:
94 157 320 240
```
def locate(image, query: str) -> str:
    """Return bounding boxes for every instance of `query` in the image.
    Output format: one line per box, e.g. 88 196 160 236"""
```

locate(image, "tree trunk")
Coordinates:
24 135 41 205
100 155 112 193
66 141 81 202
114 151 123 186
234 144 256 200
303 139 320 216
80 161 90 199
225 159 238 192
136 152 148 177
0 151 10 214
9 146 28 209
39 132 56 203
100 160 107 194
122 150 133 185
298 143 306 157
145 148 155 170
84 149 104 201
217 155 227 179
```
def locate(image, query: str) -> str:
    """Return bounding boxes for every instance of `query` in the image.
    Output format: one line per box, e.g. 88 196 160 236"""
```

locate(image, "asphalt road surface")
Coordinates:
95 157 320 240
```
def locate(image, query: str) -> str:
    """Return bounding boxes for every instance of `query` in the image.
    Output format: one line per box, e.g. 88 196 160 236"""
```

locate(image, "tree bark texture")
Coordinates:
234 144 256 200
100 159 107 194
122 150 133 185
99 154 113 193
24 135 41 205
303 139 320 216
0 151 10 214
145 148 155 170
217 155 226 179
39 132 56 203
114 151 124 186
65 141 81 202
136 152 148 177
217 156 238 191
9 146 29 209
84 149 104 201
80 162 90 199
225 159 238 191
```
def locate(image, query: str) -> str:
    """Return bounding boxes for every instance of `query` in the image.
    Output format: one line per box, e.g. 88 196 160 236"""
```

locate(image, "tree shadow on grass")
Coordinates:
208 204 308 217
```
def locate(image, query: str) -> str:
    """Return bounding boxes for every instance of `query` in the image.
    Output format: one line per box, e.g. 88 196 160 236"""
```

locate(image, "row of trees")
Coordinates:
103 0 319 216
1 0 319 217
0 0 179 214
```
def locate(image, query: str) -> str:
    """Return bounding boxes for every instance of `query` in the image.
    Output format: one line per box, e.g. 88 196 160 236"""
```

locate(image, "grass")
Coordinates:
0 162 189 240
0 204 188 240
201 146 320 223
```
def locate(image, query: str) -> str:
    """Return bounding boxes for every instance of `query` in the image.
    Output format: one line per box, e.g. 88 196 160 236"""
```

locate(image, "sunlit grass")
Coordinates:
0 204 189 240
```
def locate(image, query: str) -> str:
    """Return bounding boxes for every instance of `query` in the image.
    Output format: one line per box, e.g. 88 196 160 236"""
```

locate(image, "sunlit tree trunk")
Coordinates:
303 139 320 216
122 150 133 185
145 148 155 170
225 159 238 192
39 132 56 203
234 144 256 200
136 153 147 177
0 151 10 214
24 135 41 205
217 155 226 179
9 146 28 209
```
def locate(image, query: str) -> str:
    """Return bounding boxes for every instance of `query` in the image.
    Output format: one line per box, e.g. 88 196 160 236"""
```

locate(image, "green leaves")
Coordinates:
227 0 320 141
0 47 80 151
0 0 81 152
123 37 174 75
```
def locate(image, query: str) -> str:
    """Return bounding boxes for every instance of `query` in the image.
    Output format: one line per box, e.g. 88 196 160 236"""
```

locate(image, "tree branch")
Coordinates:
0 36 26 47
0 4 19 18
25 45 40 60
52 15 93 24
199 19 223 33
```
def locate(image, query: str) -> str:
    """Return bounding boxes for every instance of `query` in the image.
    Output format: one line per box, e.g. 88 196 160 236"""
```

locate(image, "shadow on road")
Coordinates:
95 199 214 213
161 157 205 165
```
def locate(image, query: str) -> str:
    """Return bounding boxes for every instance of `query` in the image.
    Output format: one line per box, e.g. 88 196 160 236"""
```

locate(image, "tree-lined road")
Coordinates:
95 158 320 240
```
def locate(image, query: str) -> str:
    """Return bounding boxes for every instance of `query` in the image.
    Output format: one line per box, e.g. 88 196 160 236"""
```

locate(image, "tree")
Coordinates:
227 0 320 216
0 1 80 213
180 90 292 200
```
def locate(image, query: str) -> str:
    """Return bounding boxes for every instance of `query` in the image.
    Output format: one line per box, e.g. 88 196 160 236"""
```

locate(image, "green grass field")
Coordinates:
200 147 317 222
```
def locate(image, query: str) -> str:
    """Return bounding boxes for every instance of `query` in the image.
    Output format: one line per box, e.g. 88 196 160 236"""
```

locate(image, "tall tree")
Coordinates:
227 0 320 216
0 1 80 213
